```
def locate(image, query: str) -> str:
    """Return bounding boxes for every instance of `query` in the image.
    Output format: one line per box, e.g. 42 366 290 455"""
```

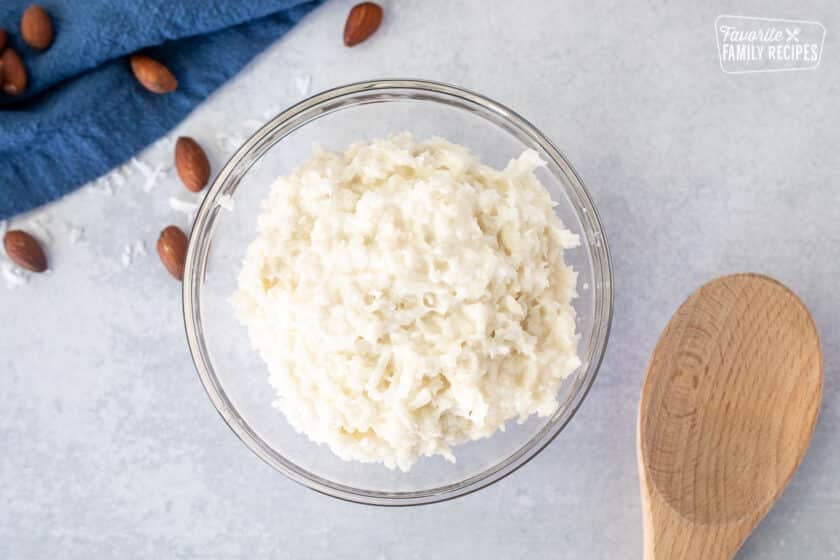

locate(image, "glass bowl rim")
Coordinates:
182 78 614 506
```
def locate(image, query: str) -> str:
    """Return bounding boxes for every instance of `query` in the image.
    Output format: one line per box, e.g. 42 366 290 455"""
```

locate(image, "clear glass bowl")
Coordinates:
183 79 613 506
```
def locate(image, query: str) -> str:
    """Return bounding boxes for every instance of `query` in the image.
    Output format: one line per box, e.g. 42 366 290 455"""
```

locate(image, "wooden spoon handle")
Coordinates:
637 273 822 560
638 369 762 560
640 489 748 560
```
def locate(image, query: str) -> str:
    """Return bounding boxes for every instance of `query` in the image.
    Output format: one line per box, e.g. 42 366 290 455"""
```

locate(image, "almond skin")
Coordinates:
3 230 47 272
157 225 188 281
175 137 211 192
1 49 27 95
344 2 383 47
21 5 54 51
0 29 8 52
130 54 178 94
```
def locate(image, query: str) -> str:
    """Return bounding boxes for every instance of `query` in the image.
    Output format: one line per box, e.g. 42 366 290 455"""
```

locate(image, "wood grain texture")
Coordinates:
638 273 822 560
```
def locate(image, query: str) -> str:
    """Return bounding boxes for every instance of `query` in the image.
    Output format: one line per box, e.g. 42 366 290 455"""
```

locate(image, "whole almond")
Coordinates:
175 137 211 192
21 5 54 51
157 225 188 281
1 49 27 95
344 2 383 47
3 230 47 272
130 54 177 94
0 29 8 52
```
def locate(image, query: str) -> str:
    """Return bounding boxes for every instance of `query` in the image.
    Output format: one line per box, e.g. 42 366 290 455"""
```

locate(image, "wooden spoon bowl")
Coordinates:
638 273 822 559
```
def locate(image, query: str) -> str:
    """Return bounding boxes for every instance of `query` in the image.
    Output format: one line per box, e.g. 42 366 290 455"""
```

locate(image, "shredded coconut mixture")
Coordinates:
232 134 581 471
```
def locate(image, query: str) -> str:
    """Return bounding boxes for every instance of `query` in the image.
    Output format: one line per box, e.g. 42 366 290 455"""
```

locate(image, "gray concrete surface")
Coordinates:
1 0 838 557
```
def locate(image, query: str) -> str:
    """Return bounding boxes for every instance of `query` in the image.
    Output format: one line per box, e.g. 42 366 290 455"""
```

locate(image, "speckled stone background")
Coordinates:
1 1 838 558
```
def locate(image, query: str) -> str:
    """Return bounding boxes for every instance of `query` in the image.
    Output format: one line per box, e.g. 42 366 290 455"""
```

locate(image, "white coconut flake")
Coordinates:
0 220 8 236
151 135 175 153
2 261 29 290
91 176 114 196
169 197 199 222
58 219 85 244
160 162 174 179
261 107 284 120
216 133 245 154
68 225 85 244
30 218 53 245
294 73 312 96
131 157 154 178
141 163 165 193
120 240 148 268
244 119 265 130
217 194 235 212
111 169 127 187
120 245 132 267
132 240 147 256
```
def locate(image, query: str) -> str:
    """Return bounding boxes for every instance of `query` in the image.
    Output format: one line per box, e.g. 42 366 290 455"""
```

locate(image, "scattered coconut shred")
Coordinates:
169 197 199 222
120 241 147 268
2 261 29 290
232 134 582 471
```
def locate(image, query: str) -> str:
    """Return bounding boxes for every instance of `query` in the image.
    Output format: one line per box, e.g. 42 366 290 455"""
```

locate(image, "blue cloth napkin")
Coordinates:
0 0 323 220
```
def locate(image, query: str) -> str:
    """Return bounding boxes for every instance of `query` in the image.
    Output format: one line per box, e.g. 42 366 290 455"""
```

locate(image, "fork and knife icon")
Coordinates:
785 26 801 42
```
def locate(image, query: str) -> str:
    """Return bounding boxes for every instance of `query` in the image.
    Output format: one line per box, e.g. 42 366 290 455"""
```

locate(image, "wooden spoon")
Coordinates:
638 273 822 559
